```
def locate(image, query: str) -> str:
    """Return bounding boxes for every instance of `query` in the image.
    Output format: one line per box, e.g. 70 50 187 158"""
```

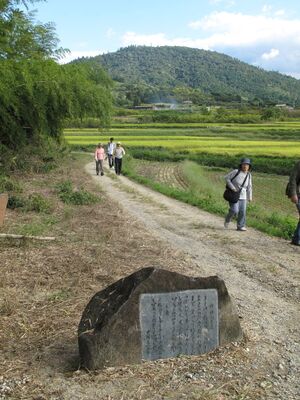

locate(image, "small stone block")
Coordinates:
0 194 8 226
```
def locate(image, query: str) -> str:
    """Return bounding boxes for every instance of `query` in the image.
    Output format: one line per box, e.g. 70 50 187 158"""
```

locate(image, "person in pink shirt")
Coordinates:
94 143 106 176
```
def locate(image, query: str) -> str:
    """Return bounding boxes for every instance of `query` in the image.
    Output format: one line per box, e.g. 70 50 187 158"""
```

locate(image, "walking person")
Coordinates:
113 142 126 175
286 160 300 246
94 143 106 176
107 137 116 169
224 158 252 231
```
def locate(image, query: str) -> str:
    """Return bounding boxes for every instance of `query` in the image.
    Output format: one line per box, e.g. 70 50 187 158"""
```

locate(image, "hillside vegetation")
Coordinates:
75 46 300 106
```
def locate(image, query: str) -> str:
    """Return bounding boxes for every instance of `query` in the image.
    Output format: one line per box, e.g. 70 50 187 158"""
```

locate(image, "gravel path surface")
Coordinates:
86 162 300 400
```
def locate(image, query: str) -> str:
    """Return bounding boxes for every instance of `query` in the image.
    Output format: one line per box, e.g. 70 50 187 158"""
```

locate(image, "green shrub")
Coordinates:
7 193 52 213
63 190 99 205
0 176 22 193
26 193 52 213
7 195 26 209
56 180 100 205
55 180 73 194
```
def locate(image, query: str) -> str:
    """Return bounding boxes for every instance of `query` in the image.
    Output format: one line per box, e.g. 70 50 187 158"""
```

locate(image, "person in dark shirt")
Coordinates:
286 160 300 246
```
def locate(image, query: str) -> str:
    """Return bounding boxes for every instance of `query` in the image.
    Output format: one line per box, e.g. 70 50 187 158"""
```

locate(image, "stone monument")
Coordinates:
78 267 242 370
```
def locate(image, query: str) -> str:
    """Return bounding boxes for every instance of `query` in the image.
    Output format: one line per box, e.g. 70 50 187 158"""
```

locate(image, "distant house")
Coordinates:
275 104 294 110
275 104 287 108
153 103 174 110
130 105 154 110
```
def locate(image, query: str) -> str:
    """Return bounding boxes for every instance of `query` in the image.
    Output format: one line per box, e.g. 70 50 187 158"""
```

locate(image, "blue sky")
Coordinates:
33 0 300 78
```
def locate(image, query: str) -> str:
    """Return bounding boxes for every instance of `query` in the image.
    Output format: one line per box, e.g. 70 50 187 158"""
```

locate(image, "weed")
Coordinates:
26 193 53 213
17 221 47 236
7 193 53 213
7 195 26 209
106 170 118 180
0 176 22 193
65 190 99 205
56 180 100 205
55 180 73 194
47 289 71 302
0 298 15 316
15 215 58 236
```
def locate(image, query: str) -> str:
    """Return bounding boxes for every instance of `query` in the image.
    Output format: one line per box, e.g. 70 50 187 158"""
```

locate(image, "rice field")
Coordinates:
65 126 300 157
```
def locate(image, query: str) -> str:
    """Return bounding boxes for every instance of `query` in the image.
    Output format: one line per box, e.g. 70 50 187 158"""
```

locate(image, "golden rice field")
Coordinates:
65 128 300 157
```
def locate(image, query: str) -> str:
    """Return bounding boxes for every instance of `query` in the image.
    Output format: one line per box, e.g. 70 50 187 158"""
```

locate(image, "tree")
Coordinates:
0 1 113 152
261 106 286 121
0 0 66 60
62 62 113 125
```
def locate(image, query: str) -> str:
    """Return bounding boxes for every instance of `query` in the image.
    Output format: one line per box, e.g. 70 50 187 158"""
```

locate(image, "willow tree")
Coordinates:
0 0 112 153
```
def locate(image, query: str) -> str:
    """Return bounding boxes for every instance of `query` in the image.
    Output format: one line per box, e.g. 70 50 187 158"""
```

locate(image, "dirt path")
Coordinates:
86 162 300 400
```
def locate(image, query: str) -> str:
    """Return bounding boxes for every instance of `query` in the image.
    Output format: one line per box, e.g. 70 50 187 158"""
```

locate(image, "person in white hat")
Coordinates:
113 142 126 175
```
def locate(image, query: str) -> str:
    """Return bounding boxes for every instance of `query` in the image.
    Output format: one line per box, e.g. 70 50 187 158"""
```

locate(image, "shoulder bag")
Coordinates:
223 171 249 203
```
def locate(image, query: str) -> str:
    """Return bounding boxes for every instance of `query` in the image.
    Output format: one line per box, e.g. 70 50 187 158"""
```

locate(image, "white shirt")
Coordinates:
107 142 116 155
114 146 125 159
225 169 252 201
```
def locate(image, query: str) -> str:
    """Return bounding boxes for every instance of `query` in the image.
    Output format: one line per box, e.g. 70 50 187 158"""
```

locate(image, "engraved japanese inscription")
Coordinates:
139 289 219 361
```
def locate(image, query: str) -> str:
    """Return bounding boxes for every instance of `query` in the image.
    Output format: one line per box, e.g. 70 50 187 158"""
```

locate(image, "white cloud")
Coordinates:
59 50 104 64
262 48 279 60
121 11 300 77
286 72 300 80
188 12 300 47
125 12 300 50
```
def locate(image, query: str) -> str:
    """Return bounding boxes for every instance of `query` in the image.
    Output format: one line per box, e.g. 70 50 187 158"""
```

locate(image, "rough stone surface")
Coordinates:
0 193 8 226
78 267 243 370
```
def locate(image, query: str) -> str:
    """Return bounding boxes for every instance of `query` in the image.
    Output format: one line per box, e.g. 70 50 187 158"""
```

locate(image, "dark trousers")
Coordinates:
95 160 104 175
108 154 114 168
115 157 122 175
292 200 300 244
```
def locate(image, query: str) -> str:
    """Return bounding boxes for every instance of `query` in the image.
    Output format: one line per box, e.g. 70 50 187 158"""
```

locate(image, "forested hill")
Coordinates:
76 46 300 106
